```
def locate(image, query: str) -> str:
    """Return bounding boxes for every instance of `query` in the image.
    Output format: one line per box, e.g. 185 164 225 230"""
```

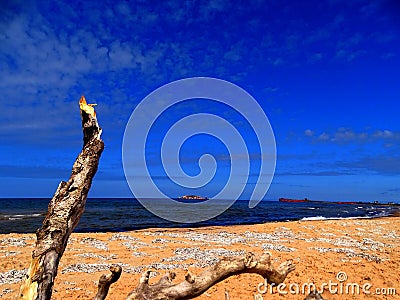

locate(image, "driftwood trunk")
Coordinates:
126 252 295 300
18 96 104 300
92 252 295 300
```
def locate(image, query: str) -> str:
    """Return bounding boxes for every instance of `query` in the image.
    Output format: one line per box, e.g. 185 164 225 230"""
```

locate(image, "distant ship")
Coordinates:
279 198 310 203
279 197 358 204
279 198 399 206
178 195 209 201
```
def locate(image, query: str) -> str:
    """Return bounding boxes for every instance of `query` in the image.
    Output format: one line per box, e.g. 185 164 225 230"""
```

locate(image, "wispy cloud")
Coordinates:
381 187 400 196
277 153 400 177
0 165 70 179
304 129 314 137
304 128 400 144
337 155 400 176
277 170 355 176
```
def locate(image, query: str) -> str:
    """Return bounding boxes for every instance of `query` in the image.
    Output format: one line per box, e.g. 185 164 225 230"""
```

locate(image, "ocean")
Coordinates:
0 198 398 234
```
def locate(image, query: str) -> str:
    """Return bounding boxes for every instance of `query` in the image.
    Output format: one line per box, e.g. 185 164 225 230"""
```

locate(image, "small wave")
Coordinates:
301 215 375 221
0 213 43 221
301 216 327 221
372 211 391 218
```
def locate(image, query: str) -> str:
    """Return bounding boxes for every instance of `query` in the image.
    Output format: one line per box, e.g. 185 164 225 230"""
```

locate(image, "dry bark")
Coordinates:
125 252 295 300
18 96 104 300
94 265 122 300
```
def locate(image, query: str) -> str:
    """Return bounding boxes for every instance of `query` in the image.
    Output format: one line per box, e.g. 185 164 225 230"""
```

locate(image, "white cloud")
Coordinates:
332 128 356 142
306 128 399 143
304 129 314 136
373 130 394 138
317 133 330 141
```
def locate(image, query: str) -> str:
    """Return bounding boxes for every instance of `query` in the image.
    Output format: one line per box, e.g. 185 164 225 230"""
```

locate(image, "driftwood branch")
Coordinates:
18 96 104 300
94 265 122 300
125 252 295 300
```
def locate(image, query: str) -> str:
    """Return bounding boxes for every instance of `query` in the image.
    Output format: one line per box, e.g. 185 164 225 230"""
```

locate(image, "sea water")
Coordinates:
0 198 398 233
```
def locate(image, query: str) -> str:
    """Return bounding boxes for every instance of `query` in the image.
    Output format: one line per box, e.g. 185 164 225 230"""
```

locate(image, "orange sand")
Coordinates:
1 217 399 299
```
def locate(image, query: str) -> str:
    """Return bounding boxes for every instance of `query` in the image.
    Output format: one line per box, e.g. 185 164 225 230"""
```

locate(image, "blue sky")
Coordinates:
0 0 399 202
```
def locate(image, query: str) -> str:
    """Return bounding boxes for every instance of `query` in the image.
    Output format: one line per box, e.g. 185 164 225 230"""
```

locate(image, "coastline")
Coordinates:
1 216 399 299
2 198 399 234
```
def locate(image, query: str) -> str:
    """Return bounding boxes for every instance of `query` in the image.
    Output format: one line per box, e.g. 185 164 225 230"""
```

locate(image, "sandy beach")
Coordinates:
1 217 399 299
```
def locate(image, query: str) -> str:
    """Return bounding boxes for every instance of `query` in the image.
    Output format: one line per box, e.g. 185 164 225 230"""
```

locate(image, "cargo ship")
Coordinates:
279 198 358 204
279 198 310 203
177 195 209 202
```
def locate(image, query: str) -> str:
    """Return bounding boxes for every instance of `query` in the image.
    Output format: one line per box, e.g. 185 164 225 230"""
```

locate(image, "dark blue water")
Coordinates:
0 198 398 234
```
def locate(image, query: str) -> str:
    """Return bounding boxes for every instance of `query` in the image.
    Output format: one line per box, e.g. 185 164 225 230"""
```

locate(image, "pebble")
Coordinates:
163 247 245 267
152 238 172 244
309 247 382 262
0 269 27 285
183 231 247 245
0 288 13 298
62 263 115 274
80 237 108 251
261 243 296 252
0 238 28 248
76 253 117 260
109 233 140 242
121 241 138 251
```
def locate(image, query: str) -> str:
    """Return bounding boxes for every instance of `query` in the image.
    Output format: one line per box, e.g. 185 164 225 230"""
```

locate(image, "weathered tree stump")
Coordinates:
18 96 104 300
